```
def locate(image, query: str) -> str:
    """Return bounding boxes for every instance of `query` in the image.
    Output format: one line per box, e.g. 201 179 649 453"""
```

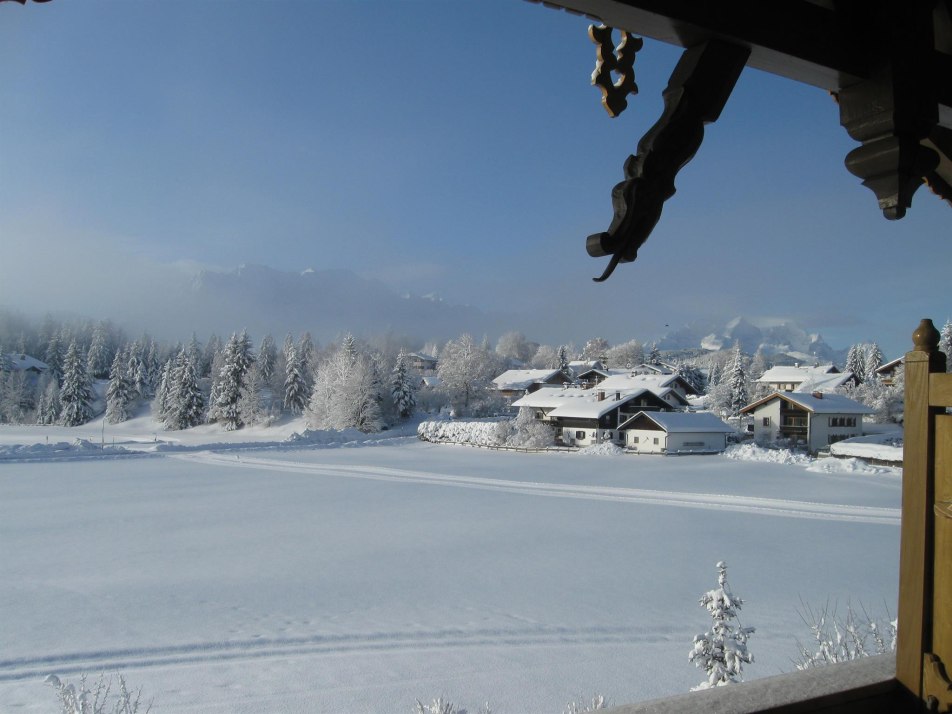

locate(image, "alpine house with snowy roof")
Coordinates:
740 391 873 454
618 410 736 454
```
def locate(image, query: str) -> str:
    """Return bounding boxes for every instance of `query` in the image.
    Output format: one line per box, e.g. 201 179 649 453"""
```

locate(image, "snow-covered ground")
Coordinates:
0 416 901 713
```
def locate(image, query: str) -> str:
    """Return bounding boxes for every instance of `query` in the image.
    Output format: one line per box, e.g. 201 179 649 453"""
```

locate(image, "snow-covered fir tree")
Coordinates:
689 561 755 690
165 350 206 430
202 334 221 378
283 342 309 415
298 331 316 392
153 357 174 423
675 360 706 396
726 343 750 416
391 350 416 419
863 342 885 382
44 333 64 383
237 361 266 427
647 342 661 365
557 345 570 377
845 343 865 381
86 322 113 379
257 333 276 384
59 340 94 426
34 374 60 425
210 330 254 430
105 349 134 424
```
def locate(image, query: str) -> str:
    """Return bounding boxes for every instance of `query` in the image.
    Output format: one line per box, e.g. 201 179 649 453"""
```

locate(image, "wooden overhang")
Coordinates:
531 0 952 280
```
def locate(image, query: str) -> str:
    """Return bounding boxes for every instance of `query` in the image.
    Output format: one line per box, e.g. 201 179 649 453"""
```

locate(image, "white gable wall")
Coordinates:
750 400 782 446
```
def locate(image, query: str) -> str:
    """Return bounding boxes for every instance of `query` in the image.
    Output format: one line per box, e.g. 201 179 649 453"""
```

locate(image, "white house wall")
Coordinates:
561 427 618 447
625 429 666 453
807 414 864 452
751 401 782 446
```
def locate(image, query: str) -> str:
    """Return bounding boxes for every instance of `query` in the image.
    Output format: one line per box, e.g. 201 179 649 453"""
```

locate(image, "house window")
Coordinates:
762 417 770 427
575 431 585 440
653 437 659 445
632 436 639 444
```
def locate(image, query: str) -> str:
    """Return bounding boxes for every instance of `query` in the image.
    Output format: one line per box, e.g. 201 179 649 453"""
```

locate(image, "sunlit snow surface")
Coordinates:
0 417 900 713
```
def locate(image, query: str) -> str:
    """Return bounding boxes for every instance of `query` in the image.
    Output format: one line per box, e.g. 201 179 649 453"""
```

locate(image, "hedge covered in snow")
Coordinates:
418 409 555 449
417 419 505 446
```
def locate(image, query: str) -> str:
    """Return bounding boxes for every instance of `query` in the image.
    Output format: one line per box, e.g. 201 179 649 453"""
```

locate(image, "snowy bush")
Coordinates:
563 694 609 713
493 408 555 448
793 600 896 669
413 697 491 714
46 673 151 714
689 561 755 690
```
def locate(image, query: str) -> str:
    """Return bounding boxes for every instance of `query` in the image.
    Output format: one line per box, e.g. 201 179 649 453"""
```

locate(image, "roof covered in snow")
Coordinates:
1 353 48 372
756 364 838 384
741 391 873 415
619 411 736 433
547 391 648 419
511 385 593 409
793 371 857 393
492 369 563 391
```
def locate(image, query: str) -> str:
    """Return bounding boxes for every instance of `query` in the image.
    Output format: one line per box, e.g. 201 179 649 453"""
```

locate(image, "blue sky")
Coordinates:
1 0 949 358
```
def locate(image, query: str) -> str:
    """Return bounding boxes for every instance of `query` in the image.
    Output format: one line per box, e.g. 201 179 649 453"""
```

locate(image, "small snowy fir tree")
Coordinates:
557 344 571 378
845 343 865 382
689 561 755 690
153 357 174 423
166 351 206 430
105 349 134 424
863 342 885 382
283 341 309 415
59 341 94 426
35 374 61 425
237 361 266 427
647 342 661 365
391 350 416 419
86 322 113 379
726 343 750 417
257 333 277 385
44 332 64 383
211 330 254 430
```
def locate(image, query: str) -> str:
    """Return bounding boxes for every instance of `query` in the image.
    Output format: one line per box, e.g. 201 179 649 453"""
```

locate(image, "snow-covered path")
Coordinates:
176 451 901 525
0 439 901 713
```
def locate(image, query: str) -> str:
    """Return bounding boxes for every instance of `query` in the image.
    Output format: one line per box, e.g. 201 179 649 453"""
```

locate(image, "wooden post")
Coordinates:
896 319 946 702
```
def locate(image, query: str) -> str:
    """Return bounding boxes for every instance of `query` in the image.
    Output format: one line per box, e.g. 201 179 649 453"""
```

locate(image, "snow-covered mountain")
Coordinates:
181 263 506 342
659 316 843 362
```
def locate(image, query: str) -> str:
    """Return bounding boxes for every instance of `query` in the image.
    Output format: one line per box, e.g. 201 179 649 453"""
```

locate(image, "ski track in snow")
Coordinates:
173 452 900 526
0 626 663 682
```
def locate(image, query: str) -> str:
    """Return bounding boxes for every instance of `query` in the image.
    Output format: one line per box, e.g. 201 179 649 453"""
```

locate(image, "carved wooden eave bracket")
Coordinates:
530 0 952 279
585 39 749 281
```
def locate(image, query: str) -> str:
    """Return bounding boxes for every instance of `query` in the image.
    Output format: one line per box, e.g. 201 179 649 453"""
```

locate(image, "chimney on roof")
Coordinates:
812 391 823 399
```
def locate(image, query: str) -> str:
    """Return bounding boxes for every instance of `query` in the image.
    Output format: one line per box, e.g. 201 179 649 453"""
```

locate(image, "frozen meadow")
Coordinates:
0 415 901 713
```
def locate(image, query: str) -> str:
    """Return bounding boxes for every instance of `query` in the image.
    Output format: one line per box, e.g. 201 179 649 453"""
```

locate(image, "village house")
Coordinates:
1 353 49 375
593 371 695 405
618 410 736 454
740 391 873 453
491 368 572 401
406 352 438 374
875 356 904 385
540 389 673 447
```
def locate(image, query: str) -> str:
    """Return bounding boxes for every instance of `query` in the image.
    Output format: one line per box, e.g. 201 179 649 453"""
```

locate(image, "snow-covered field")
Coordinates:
0 415 901 713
